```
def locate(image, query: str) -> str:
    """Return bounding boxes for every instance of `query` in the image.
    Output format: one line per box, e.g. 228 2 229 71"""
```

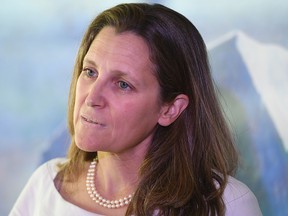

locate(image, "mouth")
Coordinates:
81 115 104 126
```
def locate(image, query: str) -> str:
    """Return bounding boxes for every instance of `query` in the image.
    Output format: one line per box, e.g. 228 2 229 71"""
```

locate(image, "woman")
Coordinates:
10 3 262 216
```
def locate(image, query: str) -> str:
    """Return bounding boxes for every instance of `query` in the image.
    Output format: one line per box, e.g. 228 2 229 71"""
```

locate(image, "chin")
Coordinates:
75 140 99 152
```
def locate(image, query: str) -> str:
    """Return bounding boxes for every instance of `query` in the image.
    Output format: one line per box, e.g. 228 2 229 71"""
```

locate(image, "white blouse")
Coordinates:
9 158 262 216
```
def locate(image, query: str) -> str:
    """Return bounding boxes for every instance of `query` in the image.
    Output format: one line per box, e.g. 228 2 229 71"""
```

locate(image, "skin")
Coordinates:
61 27 188 216
74 27 163 158
71 26 163 215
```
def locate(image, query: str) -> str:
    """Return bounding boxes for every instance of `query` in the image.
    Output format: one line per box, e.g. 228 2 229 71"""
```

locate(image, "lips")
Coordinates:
81 115 104 126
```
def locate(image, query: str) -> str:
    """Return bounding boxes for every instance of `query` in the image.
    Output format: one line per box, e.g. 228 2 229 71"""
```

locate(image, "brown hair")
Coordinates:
62 3 238 215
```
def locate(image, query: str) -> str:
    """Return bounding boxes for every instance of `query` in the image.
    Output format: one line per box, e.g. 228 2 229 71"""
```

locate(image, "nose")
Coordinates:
85 78 106 108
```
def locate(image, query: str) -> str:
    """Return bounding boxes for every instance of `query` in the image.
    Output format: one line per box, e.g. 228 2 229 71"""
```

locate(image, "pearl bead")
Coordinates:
86 157 133 209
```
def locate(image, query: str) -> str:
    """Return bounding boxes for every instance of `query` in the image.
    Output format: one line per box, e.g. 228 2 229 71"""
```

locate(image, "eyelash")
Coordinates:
118 81 131 90
82 68 98 78
82 68 132 91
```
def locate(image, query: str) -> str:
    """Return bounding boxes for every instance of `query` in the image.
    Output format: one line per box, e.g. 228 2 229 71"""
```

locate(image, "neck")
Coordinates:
95 151 143 198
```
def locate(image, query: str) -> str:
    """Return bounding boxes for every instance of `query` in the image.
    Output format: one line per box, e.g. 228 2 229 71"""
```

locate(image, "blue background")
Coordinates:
1 0 287 215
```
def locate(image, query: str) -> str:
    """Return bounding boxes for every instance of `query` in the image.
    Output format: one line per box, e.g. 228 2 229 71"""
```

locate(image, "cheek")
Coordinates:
73 85 86 123
122 102 143 116
122 100 160 124
73 103 79 126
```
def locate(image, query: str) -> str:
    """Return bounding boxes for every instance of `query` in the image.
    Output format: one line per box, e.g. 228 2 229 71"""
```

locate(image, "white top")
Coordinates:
9 158 262 216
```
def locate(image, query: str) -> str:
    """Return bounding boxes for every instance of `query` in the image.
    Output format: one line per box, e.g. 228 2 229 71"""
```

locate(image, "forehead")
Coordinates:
84 27 153 70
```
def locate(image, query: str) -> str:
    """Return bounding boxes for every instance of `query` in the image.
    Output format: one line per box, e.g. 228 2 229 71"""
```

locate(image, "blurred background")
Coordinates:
1 0 287 215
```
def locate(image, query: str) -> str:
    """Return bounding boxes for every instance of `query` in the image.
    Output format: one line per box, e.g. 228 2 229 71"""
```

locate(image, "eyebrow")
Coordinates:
82 58 141 86
112 70 141 87
83 58 97 67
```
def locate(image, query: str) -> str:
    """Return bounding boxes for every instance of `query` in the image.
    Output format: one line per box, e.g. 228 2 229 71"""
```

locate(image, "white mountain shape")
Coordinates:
208 30 288 152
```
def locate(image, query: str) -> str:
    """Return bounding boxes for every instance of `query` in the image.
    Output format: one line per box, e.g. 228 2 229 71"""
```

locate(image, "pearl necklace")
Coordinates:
86 158 133 209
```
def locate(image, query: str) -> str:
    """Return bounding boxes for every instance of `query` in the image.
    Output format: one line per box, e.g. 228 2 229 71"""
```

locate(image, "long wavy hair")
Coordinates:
61 3 238 215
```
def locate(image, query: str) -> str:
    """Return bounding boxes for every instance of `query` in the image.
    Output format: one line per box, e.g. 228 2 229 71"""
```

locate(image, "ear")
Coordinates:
158 94 189 126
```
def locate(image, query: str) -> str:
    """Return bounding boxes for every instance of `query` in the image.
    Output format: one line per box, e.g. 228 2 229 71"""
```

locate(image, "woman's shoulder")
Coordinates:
31 158 67 180
223 176 253 202
223 176 262 215
9 158 68 216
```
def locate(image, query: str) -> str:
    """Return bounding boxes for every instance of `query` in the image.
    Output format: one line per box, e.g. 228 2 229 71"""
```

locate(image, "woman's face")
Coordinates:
73 27 163 156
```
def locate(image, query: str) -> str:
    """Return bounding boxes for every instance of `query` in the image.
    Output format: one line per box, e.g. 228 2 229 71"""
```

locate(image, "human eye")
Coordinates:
118 81 131 90
82 68 98 78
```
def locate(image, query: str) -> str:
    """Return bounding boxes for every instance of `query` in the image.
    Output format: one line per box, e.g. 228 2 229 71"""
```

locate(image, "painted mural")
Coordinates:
1 0 287 215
